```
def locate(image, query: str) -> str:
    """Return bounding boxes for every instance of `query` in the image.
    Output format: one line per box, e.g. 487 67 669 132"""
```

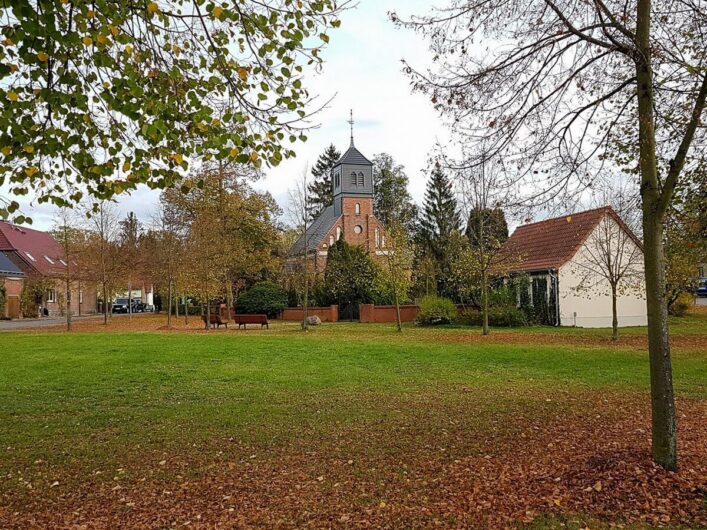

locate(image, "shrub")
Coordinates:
237 281 288 318
416 295 457 325
668 292 694 317
458 306 528 327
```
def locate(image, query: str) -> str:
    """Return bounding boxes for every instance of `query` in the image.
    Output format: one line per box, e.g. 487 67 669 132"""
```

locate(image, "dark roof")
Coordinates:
289 205 341 255
0 221 67 277
501 206 642 272
0 251 24 278
335 145 372 166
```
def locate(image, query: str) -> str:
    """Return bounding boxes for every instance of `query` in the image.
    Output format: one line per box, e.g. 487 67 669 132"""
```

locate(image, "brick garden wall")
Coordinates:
279 305 339 322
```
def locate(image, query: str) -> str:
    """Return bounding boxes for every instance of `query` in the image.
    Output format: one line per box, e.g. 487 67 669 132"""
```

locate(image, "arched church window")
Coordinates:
375 228 380 248
355 202 361 215
351 172 357 186
336 227 342 240
329 235 334 247
358 172 364 186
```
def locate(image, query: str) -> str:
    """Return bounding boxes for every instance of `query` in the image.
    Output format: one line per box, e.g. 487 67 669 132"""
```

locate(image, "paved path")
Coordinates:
0 312 149 330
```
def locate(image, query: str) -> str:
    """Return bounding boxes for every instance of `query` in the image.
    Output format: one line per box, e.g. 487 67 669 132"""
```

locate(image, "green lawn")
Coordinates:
1 321 705 528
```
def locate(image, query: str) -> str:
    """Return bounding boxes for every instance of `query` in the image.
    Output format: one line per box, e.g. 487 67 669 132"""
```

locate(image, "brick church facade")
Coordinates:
289 138 389 274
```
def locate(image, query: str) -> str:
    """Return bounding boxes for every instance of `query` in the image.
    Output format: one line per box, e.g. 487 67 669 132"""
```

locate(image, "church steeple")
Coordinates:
330 111 373 216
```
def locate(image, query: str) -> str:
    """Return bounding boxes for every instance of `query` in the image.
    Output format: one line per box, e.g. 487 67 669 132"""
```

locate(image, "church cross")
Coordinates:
348 109 354 147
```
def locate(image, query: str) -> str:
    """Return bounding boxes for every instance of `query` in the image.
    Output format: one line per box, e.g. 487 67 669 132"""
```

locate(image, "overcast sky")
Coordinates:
6 1 453 230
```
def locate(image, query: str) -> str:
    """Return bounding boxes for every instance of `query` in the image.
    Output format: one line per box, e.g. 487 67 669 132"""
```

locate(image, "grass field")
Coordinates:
1 313 705 528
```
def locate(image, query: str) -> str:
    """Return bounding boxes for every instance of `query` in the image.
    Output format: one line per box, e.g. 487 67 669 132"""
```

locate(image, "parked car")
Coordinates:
697 278 707 298
112 298 139 313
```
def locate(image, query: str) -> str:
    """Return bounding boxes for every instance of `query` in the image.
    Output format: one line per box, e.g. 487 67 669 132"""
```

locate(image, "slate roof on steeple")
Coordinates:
335 145 372 166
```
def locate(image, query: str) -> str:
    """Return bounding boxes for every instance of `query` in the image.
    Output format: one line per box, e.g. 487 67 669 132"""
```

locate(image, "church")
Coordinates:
289 130 389 274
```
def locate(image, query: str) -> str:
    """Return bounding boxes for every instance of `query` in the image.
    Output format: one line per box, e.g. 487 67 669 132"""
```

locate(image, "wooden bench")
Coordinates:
202 313 229 329
233 314 269 329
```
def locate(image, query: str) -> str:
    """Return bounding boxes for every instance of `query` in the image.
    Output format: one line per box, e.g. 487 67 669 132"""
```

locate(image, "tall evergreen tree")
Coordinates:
418 164 462 297
465 207 508 249
372 153 418 233
307 144 341 219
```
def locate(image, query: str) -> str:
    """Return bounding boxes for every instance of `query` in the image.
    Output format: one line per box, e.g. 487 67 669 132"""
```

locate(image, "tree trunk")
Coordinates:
127 280 132 321
65 276 72 332
183 293 188 325
481 268 489 336
393 281 402 333
167 279 173 330
636 0 677 470
102 282 108 326
611 285 619 341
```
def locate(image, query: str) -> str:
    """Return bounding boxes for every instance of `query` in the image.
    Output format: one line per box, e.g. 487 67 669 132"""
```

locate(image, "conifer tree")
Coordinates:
418 164 461 298
307 144 341 219
372 153 418 233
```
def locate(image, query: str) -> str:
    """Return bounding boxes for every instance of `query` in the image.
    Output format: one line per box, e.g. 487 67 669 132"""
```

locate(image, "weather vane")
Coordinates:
348 109 354 146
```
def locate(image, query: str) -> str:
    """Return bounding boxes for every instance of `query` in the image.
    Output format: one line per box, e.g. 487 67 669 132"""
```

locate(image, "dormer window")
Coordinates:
25 251 36 262
59 259 67 266
351 172 357 186
355 202 361 215
358 172 364 186
44 256 54 264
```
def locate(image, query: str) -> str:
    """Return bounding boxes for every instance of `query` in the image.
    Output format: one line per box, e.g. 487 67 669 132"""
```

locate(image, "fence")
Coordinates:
278 305 339 322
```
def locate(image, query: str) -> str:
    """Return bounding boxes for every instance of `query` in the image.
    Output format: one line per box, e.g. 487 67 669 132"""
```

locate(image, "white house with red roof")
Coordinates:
501 207 647 328
0 221 97 318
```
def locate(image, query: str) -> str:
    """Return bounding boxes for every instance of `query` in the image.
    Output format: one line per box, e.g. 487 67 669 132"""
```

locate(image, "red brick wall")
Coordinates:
1 277 23 318
359 304 419 323
279 305 339 322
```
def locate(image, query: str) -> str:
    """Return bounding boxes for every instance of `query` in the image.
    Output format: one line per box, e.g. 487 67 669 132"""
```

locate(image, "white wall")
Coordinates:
558 217 647 328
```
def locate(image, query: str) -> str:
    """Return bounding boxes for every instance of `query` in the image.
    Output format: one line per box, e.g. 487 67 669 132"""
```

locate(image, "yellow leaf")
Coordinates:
147 2 159 14
566 216 572 223
82 36 93 46
6 91 18 102
379 501 386 508
37 51 49 62
172 44 181 55
87 9 96 18
23 145 34 153
172 153 184 165
96 34 109 45
249 151 258 162
212 118 221 127
9 64 18 72
2 38 14 46
125 45 133 54
237 67 248 81
229 148 240 158
212 6 224 18
109 25 120 36
24 166 38 176
1 146 12 156
553 498 561 506
103 81 110 89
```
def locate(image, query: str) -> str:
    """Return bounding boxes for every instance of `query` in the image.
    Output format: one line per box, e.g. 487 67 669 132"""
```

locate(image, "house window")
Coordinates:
335 172 340 188
25 251 36 262
351 172 357 186
47 289 56 303
329 235 334 246
355 202 361 215
354 225 363 234
358 172 364 186
375 228 380 248
336 227 342 240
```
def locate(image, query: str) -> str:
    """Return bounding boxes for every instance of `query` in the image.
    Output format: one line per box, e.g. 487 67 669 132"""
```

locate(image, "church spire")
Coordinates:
348 109 354 147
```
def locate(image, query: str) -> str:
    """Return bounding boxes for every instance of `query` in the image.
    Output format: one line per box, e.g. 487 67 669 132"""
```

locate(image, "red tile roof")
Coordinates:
501 207 641 273
0 221 68 277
